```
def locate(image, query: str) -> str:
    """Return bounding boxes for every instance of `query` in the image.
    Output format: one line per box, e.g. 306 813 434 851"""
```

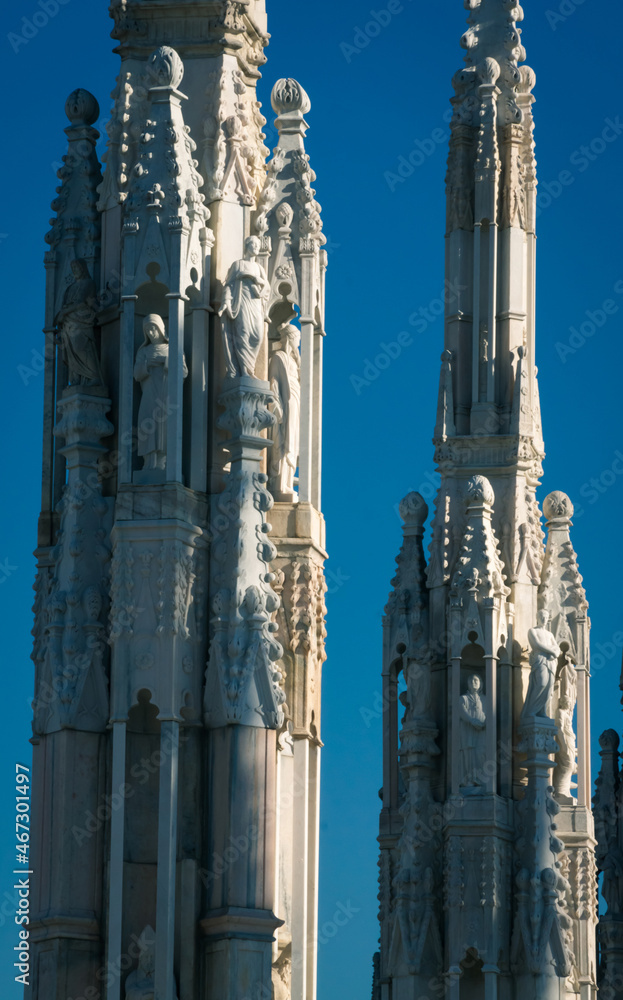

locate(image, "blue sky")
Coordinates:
1 1 622 997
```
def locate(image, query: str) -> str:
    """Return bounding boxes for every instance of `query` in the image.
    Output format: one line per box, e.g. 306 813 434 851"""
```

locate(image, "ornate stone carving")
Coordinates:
203 68 228 202
46 89 103 325
384 492 430 676
124 46 209 275
252 78 324 338
204 378 285 729
269 324 301 501
539 491 587 660
450 476 509 647
134 314 187 472
513 717 574 984
219 236 270 378
452 0 531 128
32 390 114 735
97 69 149 210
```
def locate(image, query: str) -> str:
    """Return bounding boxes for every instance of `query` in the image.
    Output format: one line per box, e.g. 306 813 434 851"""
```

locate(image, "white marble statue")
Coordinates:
133 314 187 471
458 674 486 787
269 324 301 499
521 611 561 722
56 258 102 386
554 652 577 799
219 235 270 378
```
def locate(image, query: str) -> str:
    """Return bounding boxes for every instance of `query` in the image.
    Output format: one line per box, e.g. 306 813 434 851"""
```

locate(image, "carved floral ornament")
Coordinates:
147 45 184 91
399 492 429 528
464 473 494 508
65 88 100 127
271 78 311 117
542 490 574 522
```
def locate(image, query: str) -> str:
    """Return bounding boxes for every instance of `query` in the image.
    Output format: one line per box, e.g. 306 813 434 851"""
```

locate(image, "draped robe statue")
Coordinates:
269 324 301 500
554 652 577 800
56 258 102 386
219 235 270 378
133 313 187 471
458 674 486 787
521 611 561 722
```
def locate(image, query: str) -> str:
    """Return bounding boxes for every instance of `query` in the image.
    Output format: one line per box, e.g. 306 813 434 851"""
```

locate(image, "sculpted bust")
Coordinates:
56 258 102 386
269 324 301 500
521 610 561 722
219 235 270 378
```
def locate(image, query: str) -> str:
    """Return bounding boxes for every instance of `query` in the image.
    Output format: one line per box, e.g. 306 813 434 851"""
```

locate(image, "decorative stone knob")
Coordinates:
147 46 184 90
543 491 573 522
271 78 311 117
478 57 501 86
399 492 428 527
65 88 99 126
518 65 537 95
465 475 494 508
599 729 620 752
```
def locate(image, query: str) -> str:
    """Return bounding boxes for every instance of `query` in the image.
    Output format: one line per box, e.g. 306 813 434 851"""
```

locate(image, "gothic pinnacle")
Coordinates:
452 0 536 126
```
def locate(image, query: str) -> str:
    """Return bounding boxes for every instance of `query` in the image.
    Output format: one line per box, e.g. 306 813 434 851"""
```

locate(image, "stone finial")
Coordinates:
65 89 99 127
599 729 621 752
464 475 494 508
399 492 429 528
543 491 573 522
147 45 184 90
518 65 537 95
478 57 501 86
271 78 311 117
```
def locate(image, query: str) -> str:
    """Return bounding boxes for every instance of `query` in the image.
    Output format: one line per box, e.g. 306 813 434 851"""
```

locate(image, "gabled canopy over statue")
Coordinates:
219 235 270 378
269 324 301 500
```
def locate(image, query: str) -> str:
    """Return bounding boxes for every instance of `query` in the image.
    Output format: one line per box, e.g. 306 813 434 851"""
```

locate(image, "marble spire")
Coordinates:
375 2 597 998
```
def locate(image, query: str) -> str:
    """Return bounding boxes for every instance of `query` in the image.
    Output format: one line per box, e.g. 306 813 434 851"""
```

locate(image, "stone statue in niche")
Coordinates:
219 235 270 378
554 651 577 800
406 658 432 722
458 674 486 787
269 324 301 500
521 610 561 722
134 314 187 471
55 258 102 386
